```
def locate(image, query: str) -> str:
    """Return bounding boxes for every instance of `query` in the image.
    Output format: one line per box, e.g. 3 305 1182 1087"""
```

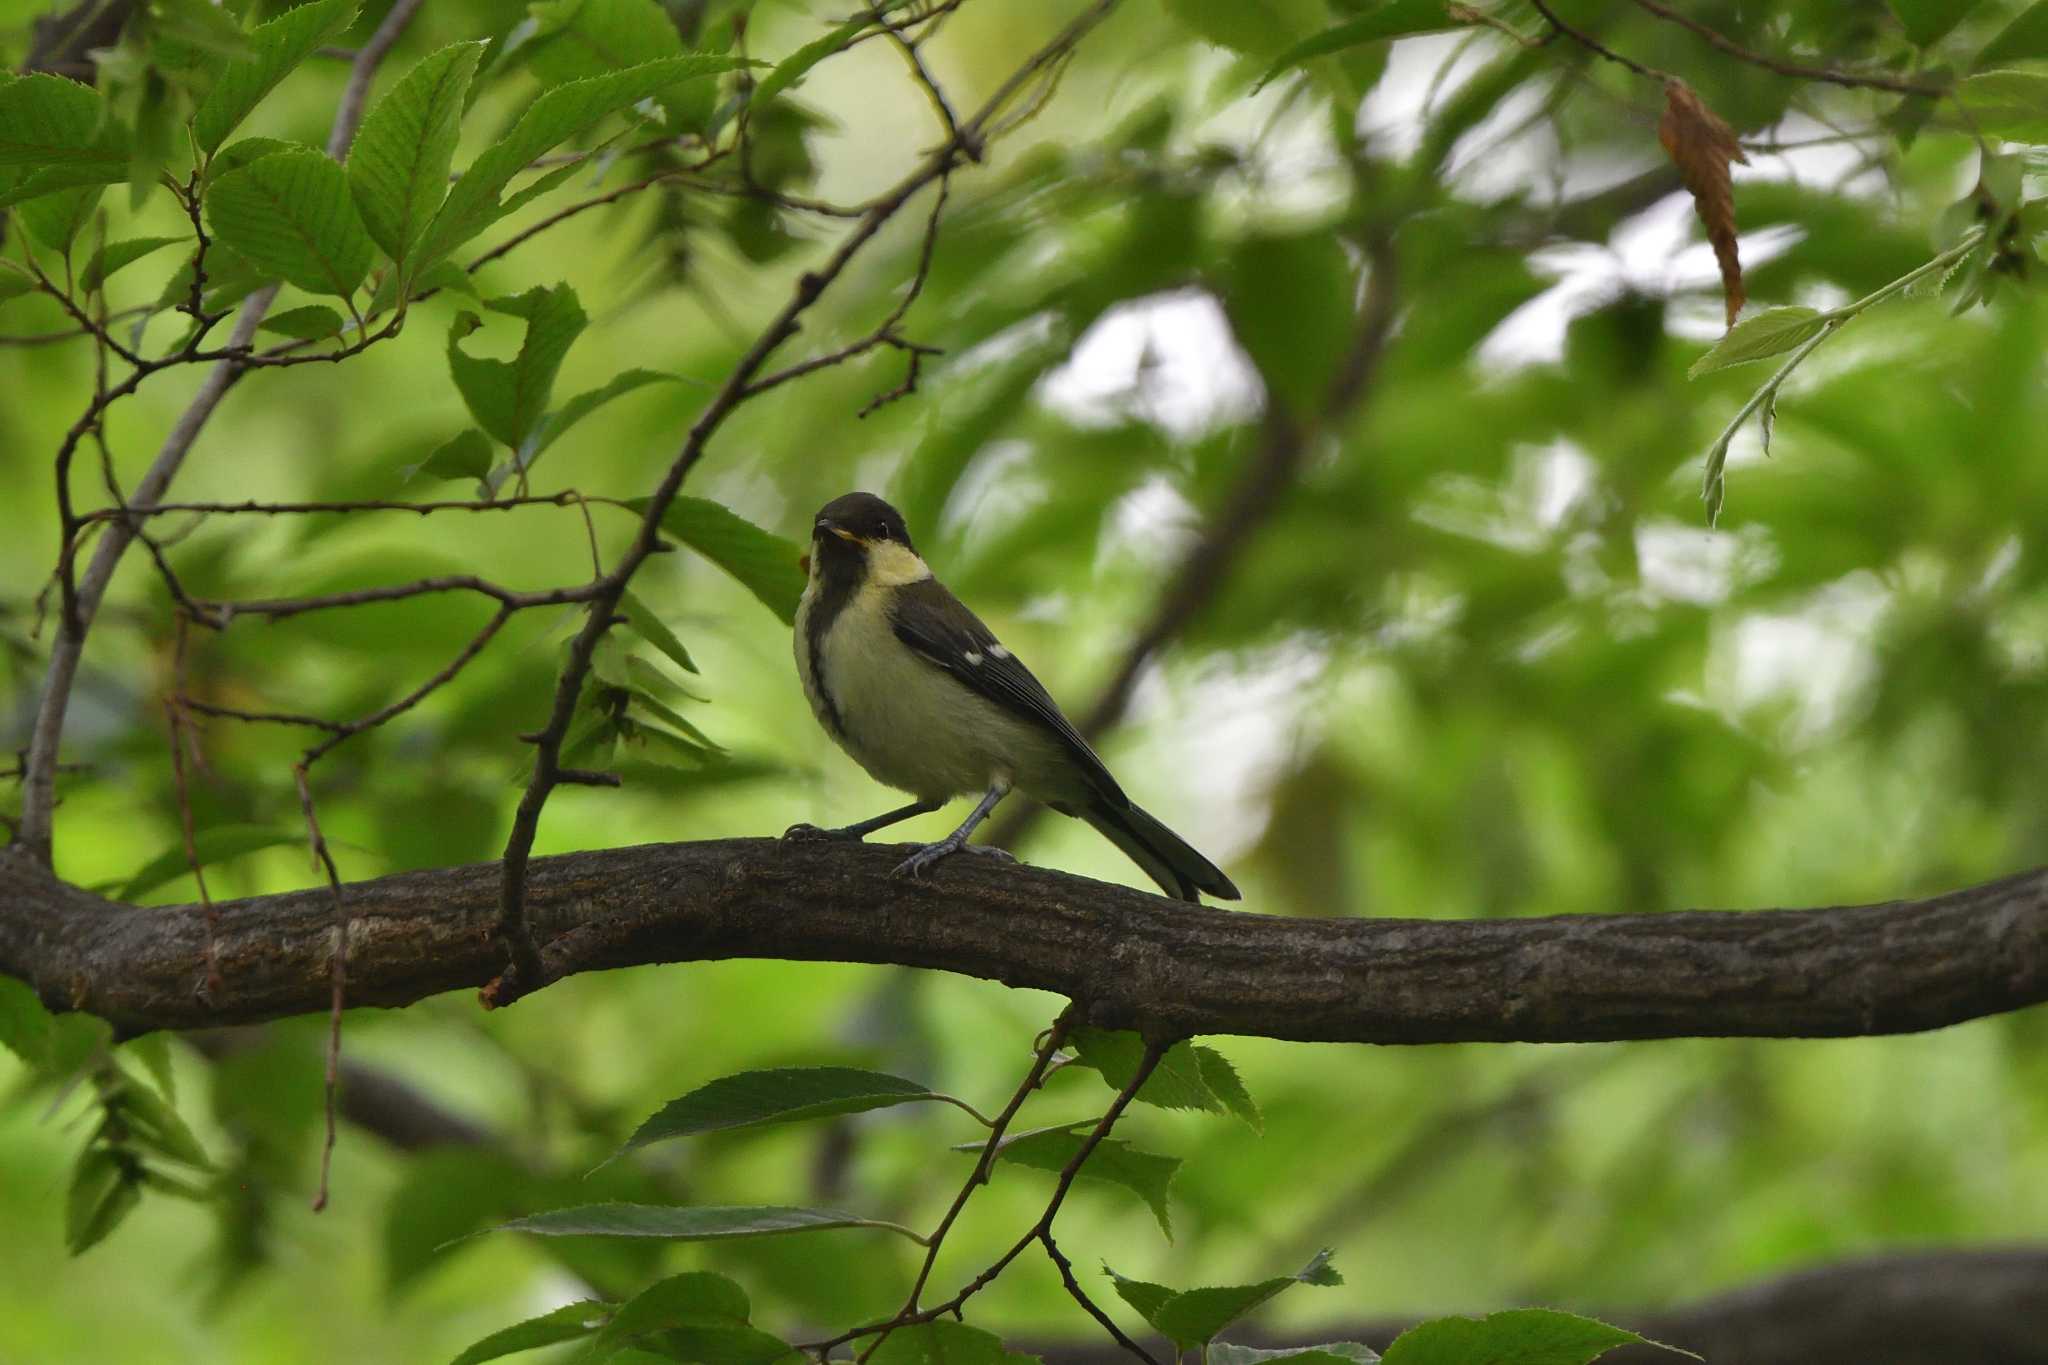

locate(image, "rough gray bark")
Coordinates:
2 840 2042 1042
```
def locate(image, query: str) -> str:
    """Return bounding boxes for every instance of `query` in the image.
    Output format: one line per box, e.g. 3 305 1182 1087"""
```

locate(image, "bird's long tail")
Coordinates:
1078 798 1240 903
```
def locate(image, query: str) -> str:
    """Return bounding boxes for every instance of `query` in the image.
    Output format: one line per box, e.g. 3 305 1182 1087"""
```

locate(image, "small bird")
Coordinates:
790 491 1240 902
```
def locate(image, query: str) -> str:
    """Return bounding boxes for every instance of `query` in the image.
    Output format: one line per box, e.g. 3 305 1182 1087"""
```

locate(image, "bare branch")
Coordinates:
3 841 2042 1045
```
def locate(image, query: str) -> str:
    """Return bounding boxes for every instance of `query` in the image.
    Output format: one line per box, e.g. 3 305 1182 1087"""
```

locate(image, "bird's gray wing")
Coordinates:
888 576 1126 805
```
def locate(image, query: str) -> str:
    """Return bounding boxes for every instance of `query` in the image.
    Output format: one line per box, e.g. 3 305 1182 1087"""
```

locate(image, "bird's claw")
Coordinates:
783 822 861 843
890 839 1013 878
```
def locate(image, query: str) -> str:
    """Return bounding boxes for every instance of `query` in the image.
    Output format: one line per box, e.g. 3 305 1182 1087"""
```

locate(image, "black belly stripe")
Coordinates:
803 564 858 738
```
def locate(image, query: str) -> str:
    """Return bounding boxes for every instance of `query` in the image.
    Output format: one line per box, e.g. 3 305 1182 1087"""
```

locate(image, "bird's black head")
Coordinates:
812 492 916 567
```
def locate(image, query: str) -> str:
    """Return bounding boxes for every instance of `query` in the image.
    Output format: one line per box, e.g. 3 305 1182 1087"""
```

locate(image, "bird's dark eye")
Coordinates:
874 522 890 539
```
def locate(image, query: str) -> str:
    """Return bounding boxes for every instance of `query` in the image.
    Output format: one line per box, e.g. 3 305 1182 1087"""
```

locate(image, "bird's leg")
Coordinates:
892 784 1015 879
783 798 941 843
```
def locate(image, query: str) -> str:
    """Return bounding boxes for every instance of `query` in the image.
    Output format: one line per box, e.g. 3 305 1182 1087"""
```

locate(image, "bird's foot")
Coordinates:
782 822 864 843
890 838 1013 878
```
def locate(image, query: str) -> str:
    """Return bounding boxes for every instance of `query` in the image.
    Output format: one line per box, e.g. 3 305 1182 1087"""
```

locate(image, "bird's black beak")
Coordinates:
815 518 862 544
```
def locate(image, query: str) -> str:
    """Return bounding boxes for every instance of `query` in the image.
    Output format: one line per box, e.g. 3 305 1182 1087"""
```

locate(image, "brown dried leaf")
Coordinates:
1658 79 1749 327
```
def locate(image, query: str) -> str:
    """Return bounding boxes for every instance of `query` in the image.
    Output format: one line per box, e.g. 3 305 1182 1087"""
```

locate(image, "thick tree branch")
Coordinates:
2 842 2041 1044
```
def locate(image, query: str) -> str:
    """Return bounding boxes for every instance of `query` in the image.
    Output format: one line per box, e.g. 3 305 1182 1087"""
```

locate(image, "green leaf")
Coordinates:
80 236 186 293
527 369 683 466
1254 3 1464 89
119 824 301 899
193 0 360 154
617 1067 940 1155
449 1300 609 1365
487 1203 925 1244
1686 307 1828 378
527 0 685 85
445 284 589 450
1888 0 1982 47
631 496 806 625
1212 1345 1380 1365
0 975 54 1068
205 136 300 185
1955 69 2048 141
414 428 495 484
1106 1251 1340 1350
752 14 869 107
258 304 345 341
1379 1309 1680 1365
869 1321 1040 1365
1193 1047 1261 1132
15 185 103 251
206 148 375 297
347 41 486 268
0 74 129 170
1976 1 2048 67
1163 0 1325 58
978 1125 1180 1239
66 1149 141 1256
1069 1028 1223 1114
1219 232 1355 415
123 1033 177 1105
115 1067 213 1170
620 589 697 675
416 55 750 268
576 1272 764 1364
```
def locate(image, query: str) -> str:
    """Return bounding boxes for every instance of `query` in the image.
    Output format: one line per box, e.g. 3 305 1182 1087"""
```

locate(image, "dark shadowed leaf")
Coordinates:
969 1125 1180 1238
620 589 698 674
412 428 495 485
80 236 184 292
1212 1344 1380 1365
1887 0 1982 46
1107 1251 1340 1349
618 1067 940 1155
119 825 302 899
1255 3 1463 89
869 1321 1040 1365
258 304 346 341
527 369 683 466
486 1203 924 1244
0 975 54 1068
66 1150 141 1256
1070 1028 1225 1114
448 1300 609 1365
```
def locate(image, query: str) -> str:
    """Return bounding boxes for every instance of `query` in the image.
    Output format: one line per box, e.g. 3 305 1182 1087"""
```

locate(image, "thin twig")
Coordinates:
1627 0 1945 97
810 1038 1169 1360
290 762 350 1212
1524 0 1672 83
14 0 429 862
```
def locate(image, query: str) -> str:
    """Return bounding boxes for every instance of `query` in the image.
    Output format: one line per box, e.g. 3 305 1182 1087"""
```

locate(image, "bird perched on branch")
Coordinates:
789 491 1239 903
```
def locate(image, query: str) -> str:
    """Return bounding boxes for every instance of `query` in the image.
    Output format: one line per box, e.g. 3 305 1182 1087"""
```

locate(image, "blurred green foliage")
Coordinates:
4 0 2048 1359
